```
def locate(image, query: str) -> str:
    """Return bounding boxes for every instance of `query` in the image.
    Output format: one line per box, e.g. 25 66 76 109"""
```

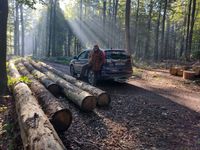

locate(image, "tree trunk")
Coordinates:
103 0 106 32
185 0 192 60
0 0 8 96
39 61 111 106
188 0 196 60
8 61 66 150
52 0 57 56
160 0 168 59
154 1 161 61
16 62 72 132
22 60 61 97
48 0 53 57
20 4 24 57
134 0 140 57
144 0 153 59
125 0 131 54
14 1 19 56
28 60 97 111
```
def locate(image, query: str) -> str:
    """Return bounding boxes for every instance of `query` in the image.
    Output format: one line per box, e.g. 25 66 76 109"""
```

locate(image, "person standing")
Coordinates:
88 45 104 85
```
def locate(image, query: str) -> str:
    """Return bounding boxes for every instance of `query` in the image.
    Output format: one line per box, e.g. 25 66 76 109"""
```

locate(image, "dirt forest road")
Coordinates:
45 62 200 150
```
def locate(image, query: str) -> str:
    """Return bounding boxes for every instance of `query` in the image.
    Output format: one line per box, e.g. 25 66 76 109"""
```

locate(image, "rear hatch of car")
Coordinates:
102 50 132 75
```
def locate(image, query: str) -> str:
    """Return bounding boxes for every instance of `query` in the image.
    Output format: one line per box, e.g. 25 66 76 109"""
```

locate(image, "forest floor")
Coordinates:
46 62 200 149
1 61 200 149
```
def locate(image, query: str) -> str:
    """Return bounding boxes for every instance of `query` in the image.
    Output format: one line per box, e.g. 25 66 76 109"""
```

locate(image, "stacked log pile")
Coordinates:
169 62 200 80
25 60 97 111
16 62 72 132
38 61 110 106
8 58 111 148
8 61 66 149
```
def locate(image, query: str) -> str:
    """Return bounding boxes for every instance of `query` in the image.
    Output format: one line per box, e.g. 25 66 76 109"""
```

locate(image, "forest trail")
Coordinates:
44 61 200 149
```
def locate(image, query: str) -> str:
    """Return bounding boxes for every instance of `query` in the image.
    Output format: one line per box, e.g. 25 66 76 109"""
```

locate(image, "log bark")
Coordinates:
27 60 96 111
22 60 61 97
39 61 110 106
16 62 72 132
8 61 66 150
183 71 196 80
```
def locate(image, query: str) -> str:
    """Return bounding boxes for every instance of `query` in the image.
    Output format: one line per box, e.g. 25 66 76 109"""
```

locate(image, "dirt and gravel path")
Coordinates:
44 62 200 150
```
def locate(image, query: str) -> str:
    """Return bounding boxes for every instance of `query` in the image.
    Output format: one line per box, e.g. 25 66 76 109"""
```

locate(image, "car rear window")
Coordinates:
105 50 129 60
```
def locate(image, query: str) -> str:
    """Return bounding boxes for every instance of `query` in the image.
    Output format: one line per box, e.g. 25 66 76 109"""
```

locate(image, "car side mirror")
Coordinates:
73 56 78 59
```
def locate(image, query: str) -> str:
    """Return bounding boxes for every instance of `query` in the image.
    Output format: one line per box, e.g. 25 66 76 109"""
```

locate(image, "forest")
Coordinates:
0 0 200 149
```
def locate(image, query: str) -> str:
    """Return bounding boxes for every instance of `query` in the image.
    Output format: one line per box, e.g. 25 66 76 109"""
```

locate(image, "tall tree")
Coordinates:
185 0 192 59
160 0 168 59
0 0 8 96
144 0 153 59
154 1 162 61
125 0 131 53
188 0 196 60
20 4 25 56
14 0 19 55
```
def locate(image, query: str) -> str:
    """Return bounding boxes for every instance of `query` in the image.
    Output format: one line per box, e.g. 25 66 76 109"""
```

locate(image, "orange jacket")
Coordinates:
89 50 104 71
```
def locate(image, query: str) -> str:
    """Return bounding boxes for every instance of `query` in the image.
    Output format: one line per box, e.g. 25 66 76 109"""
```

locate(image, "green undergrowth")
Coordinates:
8 76 31 87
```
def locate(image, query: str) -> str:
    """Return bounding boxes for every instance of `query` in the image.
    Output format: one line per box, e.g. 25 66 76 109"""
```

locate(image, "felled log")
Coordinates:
38 61 111 106
192 66 200 76
176 68 183 77
17 62 72 132
26 60 96 111
8 61 66 150
169 67 177 75
22 61 61 97
183 71 196 80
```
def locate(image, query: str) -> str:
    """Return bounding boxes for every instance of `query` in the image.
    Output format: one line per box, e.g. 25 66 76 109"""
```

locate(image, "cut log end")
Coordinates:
47 84 62 97
169 67 177 75
51 109 72 132
81 96 97 111
97 93 111 107
183 71 196 80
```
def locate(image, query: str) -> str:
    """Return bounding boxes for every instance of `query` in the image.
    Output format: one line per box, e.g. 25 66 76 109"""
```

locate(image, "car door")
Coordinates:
74 51 89 74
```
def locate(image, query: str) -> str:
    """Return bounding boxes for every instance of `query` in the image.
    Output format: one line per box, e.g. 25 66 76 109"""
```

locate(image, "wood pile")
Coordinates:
169 62 200 80
7 58 111 148
8 61 66 150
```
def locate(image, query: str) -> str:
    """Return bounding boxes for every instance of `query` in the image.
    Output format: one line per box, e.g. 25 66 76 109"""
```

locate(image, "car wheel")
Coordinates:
70 65 76 77
87 69 96 86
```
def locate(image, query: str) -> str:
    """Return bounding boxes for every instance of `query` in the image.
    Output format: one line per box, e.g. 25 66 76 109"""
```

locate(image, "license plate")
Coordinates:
115 62 125 66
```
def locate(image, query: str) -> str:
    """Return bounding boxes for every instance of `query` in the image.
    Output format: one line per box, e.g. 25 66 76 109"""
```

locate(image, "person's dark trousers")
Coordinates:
93 70 101 85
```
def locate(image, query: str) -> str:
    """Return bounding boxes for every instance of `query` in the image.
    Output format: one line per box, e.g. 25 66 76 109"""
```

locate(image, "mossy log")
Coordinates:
8 61 66 150
38 61 110 106
17 62 72 132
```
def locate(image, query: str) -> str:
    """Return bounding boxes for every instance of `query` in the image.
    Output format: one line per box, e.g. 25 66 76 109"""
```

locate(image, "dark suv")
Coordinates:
69 49 133 85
